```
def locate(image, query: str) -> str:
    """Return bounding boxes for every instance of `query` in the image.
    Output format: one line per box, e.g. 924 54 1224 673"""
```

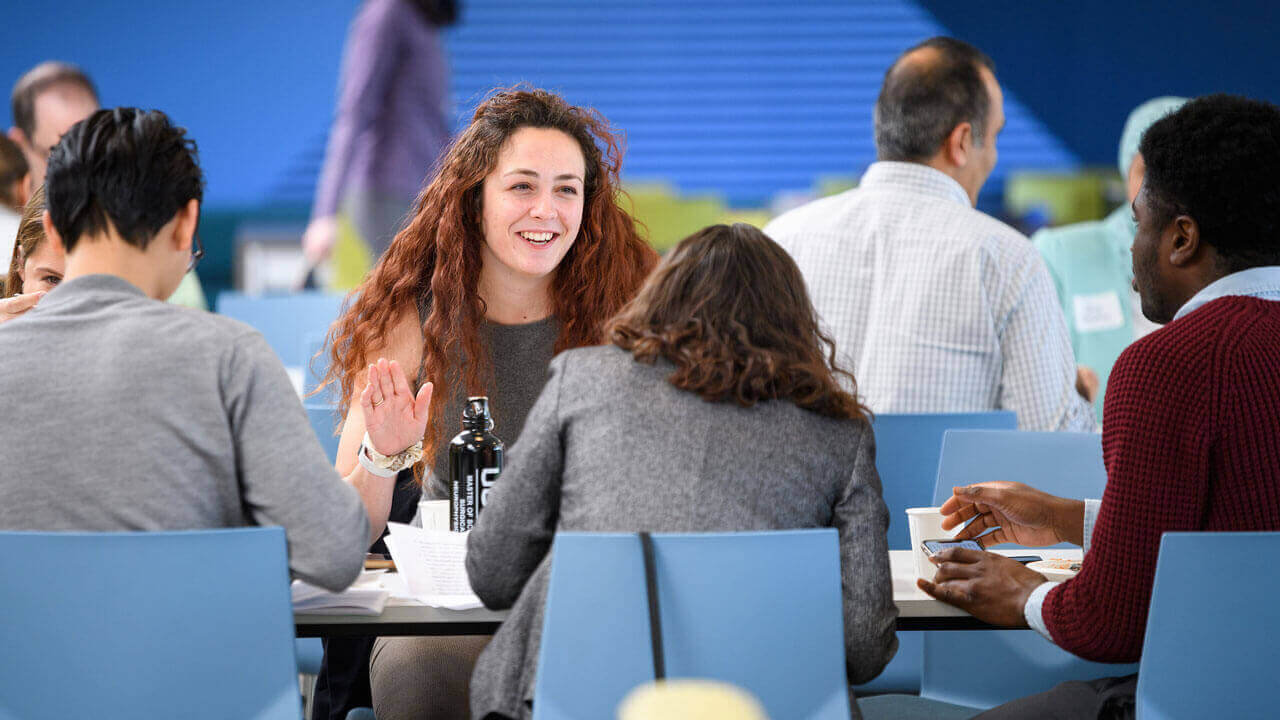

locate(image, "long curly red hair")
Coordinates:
321 87 657 478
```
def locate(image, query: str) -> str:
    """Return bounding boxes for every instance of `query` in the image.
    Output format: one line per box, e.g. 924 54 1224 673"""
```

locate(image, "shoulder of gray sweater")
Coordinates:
557 345 868 449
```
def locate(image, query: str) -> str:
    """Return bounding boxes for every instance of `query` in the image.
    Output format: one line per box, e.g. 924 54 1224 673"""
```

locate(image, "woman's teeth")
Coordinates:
519 231 554 244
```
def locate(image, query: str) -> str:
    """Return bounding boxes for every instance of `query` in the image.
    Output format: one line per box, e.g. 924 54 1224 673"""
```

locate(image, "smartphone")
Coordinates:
921 539 982 556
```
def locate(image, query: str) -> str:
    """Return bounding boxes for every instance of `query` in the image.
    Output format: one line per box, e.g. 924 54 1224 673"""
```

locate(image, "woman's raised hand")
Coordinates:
361 358 433 456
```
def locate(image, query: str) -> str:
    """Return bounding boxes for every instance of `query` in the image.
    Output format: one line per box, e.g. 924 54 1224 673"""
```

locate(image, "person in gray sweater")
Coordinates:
466 223 899 720
0 109 426 591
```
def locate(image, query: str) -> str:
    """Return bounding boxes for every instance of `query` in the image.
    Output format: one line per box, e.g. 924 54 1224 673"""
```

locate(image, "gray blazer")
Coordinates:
466 345 898 720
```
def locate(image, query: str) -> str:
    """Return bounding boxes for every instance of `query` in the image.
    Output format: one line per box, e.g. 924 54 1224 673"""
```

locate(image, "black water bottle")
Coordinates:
448 397 504 532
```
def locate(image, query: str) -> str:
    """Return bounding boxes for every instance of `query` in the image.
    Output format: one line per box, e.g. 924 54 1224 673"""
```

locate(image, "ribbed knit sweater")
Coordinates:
1042 296 1280 662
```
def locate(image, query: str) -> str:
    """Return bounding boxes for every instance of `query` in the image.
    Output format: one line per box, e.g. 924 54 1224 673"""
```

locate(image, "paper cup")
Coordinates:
906 507 957 581
417 500 449 531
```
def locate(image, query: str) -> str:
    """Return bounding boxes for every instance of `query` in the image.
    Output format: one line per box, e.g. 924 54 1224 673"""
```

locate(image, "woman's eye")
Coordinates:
511 183 532 191
557 186 579 196
45 276 61 286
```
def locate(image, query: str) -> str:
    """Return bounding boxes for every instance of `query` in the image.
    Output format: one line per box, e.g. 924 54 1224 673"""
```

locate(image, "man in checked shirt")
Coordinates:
766 37 1094 433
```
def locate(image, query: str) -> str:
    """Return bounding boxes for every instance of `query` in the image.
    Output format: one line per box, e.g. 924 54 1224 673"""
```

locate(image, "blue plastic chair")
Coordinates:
306 403 342 464
216 291 345 394
1137 532 1278 719
0 527 301 719
855 412 1017 694
919 430 1137 710
535 530 851 720
874 414 1018 551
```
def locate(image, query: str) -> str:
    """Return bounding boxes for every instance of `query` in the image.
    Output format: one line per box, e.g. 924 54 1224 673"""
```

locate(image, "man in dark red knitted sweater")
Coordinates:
914 94 1280 718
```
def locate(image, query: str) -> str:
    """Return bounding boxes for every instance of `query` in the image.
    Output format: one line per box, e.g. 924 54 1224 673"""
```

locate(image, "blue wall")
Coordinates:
921 0 1280 170
3 1 357 210
5 0 1278 213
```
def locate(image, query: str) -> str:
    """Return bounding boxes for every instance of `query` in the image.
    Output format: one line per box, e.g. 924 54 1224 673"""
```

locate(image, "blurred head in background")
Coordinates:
43 108 203 300
8 61 99 193
1132 94 1280 323
0 134 29 273
1117 96 1187 206
0 134 28 213
874 36 1003 206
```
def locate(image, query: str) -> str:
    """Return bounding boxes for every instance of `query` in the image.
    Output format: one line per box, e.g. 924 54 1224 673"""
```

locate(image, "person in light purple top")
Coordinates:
303 0 456 264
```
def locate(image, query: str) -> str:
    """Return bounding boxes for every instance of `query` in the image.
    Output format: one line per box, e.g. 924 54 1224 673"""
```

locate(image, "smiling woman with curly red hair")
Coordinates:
312 87 656 720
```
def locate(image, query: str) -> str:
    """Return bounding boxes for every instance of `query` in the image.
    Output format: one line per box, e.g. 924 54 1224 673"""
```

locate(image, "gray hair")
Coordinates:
874 37 995 162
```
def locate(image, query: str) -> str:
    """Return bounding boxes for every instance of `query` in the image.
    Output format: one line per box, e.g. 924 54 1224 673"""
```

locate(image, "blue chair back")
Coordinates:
875 413 1018 550
922 429 1136 709
1137 532 1278 720
306 404 342 464
535 530 850 720
0 528 301 720
931 429 1108 513
855 412 1016 694
216 291 345 396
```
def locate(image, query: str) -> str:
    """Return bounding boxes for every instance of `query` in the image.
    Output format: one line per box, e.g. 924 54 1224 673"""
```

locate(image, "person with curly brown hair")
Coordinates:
465 223 898 720
313 87 657 720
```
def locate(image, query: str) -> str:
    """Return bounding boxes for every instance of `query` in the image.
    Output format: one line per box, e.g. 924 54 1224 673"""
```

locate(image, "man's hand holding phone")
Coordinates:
918 546 1046 628
920 482 1088 627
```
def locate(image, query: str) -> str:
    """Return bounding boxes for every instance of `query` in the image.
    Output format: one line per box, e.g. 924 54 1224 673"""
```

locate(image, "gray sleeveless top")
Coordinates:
413 304 560 500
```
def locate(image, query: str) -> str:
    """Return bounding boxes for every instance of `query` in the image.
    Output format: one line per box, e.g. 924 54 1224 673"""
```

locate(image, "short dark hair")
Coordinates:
1139 94 1280 272
874 37 995 162
45 108 203 253
0 134 28 210
10 61 99 140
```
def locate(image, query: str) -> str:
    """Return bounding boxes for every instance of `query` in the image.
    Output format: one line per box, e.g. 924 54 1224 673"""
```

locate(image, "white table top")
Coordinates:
295 547 1083 636
890 548 1082 618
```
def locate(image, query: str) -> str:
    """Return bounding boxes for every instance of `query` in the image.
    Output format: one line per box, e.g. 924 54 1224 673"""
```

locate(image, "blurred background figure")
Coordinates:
0 134 28 266
1032 97 1186 423
6 61 208 310
301 0 458 280
7 61 96 196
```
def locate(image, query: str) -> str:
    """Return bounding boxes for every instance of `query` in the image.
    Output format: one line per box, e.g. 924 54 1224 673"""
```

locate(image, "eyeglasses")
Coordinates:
187 232 204 272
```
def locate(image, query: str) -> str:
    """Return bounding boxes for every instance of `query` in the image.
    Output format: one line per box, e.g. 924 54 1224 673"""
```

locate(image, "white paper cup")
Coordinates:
417 500 449 531
906 507 957 581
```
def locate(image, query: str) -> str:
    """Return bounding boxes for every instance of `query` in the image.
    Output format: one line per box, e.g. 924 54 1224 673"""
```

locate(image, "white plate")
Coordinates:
1027 559 1081 582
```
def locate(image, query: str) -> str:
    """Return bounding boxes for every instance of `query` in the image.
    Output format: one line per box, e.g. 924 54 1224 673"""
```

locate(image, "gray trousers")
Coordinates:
342 190 414 259
973 674 1138 720
369 635 490 720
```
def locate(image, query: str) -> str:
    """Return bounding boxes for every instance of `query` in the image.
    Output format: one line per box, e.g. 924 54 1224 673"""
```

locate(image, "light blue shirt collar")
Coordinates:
1173 265 1280 321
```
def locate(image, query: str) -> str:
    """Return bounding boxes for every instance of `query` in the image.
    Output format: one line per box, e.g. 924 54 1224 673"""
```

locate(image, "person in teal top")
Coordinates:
1032 97 1186 423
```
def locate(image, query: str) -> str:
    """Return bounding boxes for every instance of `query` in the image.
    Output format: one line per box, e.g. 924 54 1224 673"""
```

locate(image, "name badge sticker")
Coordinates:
1072 292 1126 333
